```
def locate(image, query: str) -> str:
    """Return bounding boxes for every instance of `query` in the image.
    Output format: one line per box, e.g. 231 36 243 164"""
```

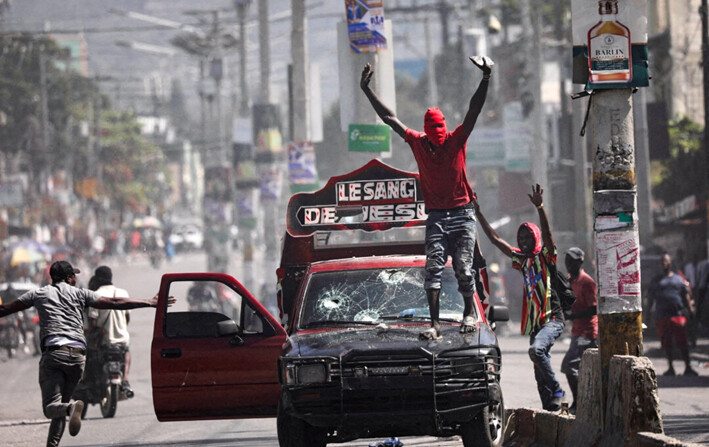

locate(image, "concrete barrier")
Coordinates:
503 349 700 447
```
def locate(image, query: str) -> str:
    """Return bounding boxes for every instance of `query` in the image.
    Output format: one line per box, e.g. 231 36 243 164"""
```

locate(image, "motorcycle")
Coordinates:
73 344 132 419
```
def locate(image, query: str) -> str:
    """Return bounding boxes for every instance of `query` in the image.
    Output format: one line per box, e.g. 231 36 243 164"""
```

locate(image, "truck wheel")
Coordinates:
277 396 326 447
100 383 118 418
461 391 504 447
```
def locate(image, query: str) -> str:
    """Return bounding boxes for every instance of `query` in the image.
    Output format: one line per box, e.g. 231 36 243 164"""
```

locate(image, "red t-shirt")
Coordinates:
404 124 474 210
570 270 598 339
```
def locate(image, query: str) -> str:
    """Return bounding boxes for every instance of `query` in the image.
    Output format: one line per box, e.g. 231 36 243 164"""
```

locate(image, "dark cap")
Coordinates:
49 261 80 282
566 247 585 261
94 265 113 283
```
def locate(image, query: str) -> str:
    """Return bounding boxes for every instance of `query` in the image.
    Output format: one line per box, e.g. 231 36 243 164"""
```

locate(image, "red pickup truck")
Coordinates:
150 160 509 447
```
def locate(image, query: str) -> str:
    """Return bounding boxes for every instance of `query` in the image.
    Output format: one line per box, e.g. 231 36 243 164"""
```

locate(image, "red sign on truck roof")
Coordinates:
286 159 426 237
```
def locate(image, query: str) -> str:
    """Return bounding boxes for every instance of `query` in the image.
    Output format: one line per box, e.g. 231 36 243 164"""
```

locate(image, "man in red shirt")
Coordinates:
560 247 598 414
360 56 492 340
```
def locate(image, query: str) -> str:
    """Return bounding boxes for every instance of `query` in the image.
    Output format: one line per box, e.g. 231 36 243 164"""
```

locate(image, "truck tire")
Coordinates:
277 396 326 447
461 390 504 447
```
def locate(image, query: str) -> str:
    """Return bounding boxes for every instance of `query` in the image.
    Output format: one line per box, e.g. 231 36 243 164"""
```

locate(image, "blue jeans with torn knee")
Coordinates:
424 207 477 296
528 320 565 410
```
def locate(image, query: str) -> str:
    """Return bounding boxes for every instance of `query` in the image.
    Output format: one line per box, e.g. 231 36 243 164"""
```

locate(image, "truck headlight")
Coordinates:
283 362 330 385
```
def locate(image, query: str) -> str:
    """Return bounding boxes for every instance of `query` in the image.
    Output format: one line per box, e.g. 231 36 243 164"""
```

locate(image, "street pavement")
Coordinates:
0 251 708 446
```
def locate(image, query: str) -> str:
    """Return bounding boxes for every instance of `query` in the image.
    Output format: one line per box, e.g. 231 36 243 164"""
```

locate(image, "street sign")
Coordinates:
348 124 390 152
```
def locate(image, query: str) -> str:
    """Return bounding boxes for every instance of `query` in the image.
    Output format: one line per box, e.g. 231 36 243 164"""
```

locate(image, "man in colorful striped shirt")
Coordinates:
472 184 567 411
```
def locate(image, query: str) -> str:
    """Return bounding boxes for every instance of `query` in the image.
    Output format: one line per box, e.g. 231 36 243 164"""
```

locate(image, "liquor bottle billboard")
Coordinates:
571 0 648 89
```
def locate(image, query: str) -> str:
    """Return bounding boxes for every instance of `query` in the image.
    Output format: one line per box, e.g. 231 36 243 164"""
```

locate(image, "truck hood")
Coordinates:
285 323 500 359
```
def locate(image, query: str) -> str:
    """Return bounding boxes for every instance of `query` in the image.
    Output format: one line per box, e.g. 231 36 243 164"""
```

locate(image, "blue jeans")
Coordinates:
39 348 85 447
424 207 477 296
528 320 565 410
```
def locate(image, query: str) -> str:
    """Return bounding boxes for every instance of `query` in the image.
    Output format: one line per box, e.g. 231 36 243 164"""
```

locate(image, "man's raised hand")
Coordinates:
528 184 544 208
469 56 493 75
360 63 374 90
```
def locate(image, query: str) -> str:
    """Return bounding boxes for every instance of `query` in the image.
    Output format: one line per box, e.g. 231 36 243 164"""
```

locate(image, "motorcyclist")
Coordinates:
86 266 133 396
187 281 219 312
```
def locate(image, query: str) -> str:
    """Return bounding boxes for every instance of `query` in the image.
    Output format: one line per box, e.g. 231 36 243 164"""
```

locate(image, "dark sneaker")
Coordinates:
663 368 676 376
683 367 699 377
547 392 564 412
69 400 84 436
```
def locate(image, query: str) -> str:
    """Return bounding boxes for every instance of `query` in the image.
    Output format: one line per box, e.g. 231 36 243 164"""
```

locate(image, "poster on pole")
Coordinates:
596 229 641 297
288 141 319 193
344 0 386 53
571 0 648 89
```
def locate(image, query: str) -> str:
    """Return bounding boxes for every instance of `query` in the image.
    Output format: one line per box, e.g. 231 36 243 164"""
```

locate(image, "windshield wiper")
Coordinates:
304 320 379 328
380 314 460 323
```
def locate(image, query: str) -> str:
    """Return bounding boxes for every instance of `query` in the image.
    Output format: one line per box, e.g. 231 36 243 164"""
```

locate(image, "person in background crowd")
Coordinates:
86 265 134 396
560 247 598 415
648 253 698 377
359 55 492 340
473 185 567 412
0 260 173 446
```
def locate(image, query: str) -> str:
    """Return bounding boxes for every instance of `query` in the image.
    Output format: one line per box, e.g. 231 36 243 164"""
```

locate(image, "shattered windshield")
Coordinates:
298 266 472 329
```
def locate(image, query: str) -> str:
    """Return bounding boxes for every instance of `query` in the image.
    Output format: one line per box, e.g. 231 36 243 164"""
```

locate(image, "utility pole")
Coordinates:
39 49 49 196
235 0 250 116
702 0 709 260
520 0 550 204
590 87 643 416
258 0 271 103
291 0 310 143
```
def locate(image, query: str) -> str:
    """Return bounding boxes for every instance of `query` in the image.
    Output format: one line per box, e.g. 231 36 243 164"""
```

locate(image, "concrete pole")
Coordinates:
702 0 709 260
633 88 654 247
573 96 592 257
424 17 438 106
589 87 643 424
521 0 550 206
258 0 271 104
236 0 250 116
291 0 309 142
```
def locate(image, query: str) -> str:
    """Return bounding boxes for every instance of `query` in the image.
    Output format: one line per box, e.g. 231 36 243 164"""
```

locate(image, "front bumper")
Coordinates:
281 347 501 439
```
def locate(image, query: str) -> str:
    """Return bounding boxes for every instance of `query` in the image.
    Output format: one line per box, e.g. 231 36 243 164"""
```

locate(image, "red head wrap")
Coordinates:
424 107 447 146
517 222 543 256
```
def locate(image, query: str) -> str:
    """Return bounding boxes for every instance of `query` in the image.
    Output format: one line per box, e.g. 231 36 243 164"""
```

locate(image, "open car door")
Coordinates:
151 273 287 421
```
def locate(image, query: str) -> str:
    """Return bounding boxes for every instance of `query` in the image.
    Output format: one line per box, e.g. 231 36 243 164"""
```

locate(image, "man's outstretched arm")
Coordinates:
472 193 515 258
92 294 176 310
461 56 492 135
360 63 407 139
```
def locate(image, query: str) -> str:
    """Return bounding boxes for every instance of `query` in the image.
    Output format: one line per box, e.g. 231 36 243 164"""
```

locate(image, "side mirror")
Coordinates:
217 320 239 336
488 305 510 323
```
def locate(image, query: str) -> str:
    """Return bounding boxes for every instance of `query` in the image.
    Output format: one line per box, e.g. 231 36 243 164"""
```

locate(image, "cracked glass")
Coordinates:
298 266 474 329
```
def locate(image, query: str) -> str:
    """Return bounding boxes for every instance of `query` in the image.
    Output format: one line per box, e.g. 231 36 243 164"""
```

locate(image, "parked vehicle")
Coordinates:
150 160 509 447
169 225 204 251
73 344 132 419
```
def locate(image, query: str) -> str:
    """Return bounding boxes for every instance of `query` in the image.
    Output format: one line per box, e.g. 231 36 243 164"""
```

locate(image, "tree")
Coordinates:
652 117 708 205
98 110 171 215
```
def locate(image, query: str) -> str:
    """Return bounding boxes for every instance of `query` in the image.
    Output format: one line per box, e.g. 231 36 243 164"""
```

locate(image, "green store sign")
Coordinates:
348 124 390 152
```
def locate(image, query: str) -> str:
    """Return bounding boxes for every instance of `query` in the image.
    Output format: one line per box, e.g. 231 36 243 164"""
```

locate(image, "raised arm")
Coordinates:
472 193 515 258
528 184 554 251
360 63 407 139
92 293 176 310
461 56 492 135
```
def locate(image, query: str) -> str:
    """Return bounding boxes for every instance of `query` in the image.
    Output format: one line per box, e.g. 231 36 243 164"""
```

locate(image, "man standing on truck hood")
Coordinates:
360 56 492 340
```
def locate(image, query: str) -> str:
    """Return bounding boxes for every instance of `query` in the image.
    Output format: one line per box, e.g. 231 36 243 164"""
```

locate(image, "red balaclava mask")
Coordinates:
517 222 543 256
424 107 447 146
